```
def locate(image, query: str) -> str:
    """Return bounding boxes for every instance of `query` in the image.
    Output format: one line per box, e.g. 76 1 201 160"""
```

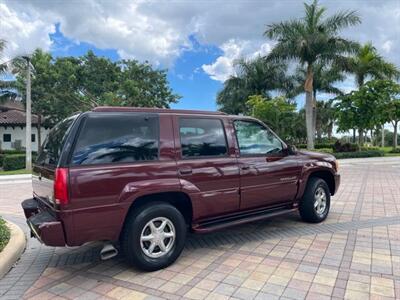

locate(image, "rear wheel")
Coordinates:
299 177 330 223
121 202 187 271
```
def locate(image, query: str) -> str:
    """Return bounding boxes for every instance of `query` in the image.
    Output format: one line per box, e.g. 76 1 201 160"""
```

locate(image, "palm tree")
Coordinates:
0 39 24 102
0 39 16 101
290 63 344 140
343 43 399 144
346 43 399 88
217 56 292 114
265 0 361 149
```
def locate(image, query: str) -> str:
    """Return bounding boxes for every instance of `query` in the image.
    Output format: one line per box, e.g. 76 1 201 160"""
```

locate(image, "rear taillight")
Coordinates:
54 168 69 205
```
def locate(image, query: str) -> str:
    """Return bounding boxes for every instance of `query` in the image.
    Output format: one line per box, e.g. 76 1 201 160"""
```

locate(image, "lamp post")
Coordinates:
22 56 32 171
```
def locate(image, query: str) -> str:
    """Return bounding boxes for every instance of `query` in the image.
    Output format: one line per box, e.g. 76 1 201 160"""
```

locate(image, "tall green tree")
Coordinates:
217 57 291 114
15 50 180 128
343 43 399 143
374 80 400 149
335 80 396 146
316 99 336 140
265 0 360 149
247 95 297 140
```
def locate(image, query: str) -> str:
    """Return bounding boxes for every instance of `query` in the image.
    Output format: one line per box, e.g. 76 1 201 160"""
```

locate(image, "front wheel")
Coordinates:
299 177 330 223
121 202 187 271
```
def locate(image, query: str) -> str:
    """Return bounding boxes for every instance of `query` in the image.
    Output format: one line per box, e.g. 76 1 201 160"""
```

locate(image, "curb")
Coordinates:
0 220 26 279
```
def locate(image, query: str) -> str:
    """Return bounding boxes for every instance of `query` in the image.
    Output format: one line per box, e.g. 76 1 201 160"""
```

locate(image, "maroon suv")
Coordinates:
22 107 340 271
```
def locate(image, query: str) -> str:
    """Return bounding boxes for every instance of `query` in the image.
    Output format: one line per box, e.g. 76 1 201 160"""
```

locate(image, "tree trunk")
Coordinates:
327 124 332 140
352 128 356 143
358 129 364 146
37 114 42 153
370 129 373 146
381 124 385 147
313 90 317 142
393 121 398 149
304 65 314 150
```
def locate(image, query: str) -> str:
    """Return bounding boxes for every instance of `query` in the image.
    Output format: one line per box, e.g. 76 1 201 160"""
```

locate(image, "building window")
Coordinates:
3 134 11 142
31 134 36 142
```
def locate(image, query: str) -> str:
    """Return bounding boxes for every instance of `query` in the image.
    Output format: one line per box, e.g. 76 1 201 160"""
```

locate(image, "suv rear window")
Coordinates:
36 115 77 166
72 113 159 165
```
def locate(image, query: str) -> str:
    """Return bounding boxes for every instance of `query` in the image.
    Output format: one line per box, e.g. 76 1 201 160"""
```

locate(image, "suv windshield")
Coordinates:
36 115 77 166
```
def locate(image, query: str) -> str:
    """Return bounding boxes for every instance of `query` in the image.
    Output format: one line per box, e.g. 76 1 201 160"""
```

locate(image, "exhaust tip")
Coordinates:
100 243 118 260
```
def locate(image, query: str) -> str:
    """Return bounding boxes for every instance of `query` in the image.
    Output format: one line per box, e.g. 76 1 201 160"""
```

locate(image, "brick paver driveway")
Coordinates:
0 157 399 300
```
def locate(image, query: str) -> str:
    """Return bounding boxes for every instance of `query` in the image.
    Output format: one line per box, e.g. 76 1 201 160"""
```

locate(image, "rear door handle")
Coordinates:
179 167 192 175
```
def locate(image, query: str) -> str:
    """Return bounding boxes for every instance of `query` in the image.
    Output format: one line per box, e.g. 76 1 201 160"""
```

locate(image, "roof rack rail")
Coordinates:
91 106 227 115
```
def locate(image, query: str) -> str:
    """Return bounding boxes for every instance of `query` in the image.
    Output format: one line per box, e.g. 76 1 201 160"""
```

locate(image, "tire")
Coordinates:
121 202 187 271
299 177 330 223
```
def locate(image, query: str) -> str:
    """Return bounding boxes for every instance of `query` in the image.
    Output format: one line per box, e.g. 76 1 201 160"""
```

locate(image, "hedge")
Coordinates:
332 150 384 159
0 150 37 155
297 143 334 149
389 148 400 153
3 154 26 171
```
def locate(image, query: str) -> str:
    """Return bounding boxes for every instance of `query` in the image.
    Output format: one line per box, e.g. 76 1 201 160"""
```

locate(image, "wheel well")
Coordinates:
309 171 335 195
125 192 193 225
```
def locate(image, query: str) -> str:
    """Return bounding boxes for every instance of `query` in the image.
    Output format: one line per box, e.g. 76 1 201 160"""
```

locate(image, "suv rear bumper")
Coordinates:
22 198 66 247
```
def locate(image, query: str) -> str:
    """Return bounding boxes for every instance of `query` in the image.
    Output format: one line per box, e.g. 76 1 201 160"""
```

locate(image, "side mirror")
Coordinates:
287 144 297 155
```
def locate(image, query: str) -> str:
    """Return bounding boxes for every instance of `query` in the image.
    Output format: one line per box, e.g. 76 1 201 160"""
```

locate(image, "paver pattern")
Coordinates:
0 157 399 300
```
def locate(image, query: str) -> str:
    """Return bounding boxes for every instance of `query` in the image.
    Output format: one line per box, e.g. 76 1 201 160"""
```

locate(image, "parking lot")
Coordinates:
0 157 399 300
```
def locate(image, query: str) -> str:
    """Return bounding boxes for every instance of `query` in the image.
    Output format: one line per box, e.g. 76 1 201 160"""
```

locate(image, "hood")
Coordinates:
297 150 336 163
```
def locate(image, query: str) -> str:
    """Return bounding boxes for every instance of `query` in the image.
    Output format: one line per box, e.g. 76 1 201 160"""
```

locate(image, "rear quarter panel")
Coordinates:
67 114 180 246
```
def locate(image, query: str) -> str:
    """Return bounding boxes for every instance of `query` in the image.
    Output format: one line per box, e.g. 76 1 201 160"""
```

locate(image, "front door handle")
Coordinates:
241 164 250 170
179 167 192 175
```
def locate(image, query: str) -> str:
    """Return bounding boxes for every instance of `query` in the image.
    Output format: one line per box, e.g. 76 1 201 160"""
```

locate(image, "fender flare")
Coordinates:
296 162 336 200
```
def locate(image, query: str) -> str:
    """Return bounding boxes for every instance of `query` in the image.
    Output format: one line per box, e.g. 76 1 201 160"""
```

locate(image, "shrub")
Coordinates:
316 148 333 153
0 150 25 155
333 150 384 159
296 143 334 149
0 154 3 168
0 216 10 252
314 143 334 149
333 141 359 153
3 154 26 171
360 146 380 151
389 148 400 153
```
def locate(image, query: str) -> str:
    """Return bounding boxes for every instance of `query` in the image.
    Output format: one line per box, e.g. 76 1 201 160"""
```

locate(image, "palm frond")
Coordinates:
323 10 361 34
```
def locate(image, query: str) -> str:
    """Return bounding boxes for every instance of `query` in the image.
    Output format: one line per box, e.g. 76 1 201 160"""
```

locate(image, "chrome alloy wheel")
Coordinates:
140 217 175 258
314 186 327 215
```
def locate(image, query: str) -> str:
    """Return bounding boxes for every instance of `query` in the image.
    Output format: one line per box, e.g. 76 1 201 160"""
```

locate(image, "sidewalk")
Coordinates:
0 174 32 185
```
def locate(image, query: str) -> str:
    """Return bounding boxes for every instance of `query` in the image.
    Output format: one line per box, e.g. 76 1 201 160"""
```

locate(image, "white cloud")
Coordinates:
0 3 55 62
202 39 272 82
382 40 393 53
1 0 399 74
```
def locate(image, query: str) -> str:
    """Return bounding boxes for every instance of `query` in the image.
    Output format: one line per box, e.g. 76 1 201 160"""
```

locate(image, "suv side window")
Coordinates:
234 120 283 155
179 118 227 158
72 113 159 165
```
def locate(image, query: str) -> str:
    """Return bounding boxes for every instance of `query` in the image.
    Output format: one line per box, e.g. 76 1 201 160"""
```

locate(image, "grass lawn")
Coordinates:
0 217 10 252
0 169 32 175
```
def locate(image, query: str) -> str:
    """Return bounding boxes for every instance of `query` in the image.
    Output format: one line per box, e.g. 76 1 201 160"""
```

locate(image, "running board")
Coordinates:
192 206 297 233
